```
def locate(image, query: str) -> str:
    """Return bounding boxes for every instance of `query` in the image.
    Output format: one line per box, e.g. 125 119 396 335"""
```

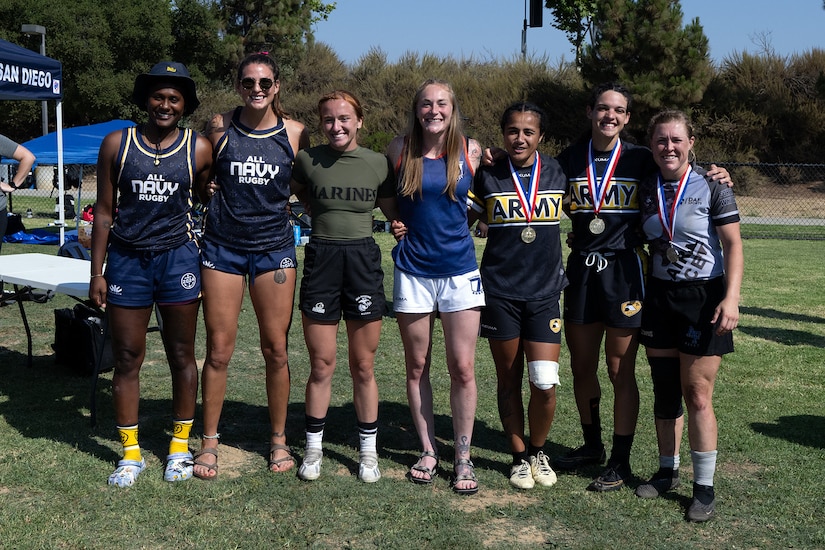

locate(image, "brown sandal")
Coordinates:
408 450 438 485
269 443 295 473
193 448 219 480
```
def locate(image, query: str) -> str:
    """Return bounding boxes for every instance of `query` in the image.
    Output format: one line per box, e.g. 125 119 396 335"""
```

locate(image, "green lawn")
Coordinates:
1 235 824 549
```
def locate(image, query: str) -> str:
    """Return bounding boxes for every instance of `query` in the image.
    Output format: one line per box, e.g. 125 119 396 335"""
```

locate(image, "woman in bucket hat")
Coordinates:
91 61 213 487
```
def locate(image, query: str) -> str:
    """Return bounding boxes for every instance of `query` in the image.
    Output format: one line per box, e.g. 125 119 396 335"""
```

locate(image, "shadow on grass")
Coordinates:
741 306 825 326
751 415 825 449
738 325 825 347
0 346 546 478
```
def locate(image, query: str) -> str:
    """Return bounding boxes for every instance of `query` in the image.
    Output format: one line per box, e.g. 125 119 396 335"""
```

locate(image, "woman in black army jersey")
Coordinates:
470 102 567 490
91 61 213 487
194 53 308 479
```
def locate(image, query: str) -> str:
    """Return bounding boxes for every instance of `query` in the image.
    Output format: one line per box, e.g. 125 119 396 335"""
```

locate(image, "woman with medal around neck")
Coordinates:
91 61 213 487
553 83 732 492
194 52 308 480
636 110 742 522
387 79 484 495
469 102 568 490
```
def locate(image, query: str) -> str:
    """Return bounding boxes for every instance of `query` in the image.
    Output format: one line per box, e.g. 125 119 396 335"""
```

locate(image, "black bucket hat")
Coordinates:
132 61 200 116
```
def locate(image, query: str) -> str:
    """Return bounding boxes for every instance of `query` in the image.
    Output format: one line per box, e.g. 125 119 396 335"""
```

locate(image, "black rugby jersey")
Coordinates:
471 152 568 300
110 126 198 251
204 107 295 251
557 140 657 252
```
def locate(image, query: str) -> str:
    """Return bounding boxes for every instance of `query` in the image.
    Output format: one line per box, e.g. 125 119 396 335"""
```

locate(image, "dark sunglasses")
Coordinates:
240 77 275 91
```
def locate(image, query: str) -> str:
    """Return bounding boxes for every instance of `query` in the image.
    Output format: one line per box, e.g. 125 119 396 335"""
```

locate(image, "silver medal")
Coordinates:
521 226 536 243
589 217 605 235
666 246 680 263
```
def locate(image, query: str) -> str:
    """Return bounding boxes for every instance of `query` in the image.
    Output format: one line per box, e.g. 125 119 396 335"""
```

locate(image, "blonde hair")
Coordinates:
398 79 465 201
647 109 697 163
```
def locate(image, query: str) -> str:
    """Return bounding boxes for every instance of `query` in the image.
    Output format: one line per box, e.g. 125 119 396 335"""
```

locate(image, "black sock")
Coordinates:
512 450 529 465
693 483 715 504
305 414 326 433
609 433 634 466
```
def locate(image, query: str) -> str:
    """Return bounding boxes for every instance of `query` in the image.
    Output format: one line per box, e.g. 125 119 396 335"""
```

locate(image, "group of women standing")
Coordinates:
90 53 742 522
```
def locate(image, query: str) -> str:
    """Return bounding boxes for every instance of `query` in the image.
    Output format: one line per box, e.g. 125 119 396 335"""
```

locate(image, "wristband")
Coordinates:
91 274 104 279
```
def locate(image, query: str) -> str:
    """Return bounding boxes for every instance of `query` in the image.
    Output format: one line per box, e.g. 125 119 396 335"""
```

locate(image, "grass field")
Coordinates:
1 235 824 549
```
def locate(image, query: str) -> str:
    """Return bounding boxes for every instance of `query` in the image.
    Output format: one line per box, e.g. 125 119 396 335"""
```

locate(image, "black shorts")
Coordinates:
563 248 647 328
299 237 386 322
640 276 734 356
481 293 562 343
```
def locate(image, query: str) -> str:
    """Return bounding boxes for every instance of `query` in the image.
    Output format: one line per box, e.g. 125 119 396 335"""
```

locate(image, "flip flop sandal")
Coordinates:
409 450 439 485
164 452 194 482
451 458 479 495
108 458 146 488
269 443 295 473
193 448 219 480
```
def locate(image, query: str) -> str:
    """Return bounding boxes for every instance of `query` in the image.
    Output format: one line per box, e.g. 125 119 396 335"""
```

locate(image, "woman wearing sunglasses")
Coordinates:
194 52 309 479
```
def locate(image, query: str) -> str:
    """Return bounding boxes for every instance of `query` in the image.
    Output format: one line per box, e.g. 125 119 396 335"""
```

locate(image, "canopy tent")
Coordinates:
1 37 65 243
1 120 135 165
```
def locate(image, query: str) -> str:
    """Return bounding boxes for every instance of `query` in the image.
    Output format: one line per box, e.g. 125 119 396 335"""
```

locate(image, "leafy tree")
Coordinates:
171 0 232 83
545 0 597 69
581 0 712 140
218 0 335 73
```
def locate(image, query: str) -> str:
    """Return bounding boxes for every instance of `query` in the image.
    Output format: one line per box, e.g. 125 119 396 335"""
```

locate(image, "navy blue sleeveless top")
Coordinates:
110 126 198 251
204 108 295 252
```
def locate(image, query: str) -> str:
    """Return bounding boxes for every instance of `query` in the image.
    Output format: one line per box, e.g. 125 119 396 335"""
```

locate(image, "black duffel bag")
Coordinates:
53 304 114 376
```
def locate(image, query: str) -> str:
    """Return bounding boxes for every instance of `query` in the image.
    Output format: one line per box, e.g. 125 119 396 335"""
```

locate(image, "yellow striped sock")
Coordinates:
117 425 141 462
169 419 194 455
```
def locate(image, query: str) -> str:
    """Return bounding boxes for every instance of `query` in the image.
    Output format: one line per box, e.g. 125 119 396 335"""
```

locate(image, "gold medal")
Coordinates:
589 217 605 235
521 226 536 243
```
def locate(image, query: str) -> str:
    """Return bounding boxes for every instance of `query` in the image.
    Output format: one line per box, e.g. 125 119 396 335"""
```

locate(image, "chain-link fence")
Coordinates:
4 161 825 240
704 162 825 240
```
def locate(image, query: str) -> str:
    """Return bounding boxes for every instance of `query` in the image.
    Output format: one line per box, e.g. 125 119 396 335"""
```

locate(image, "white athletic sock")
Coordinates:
305 430 324 451
358 427 378 455
691 449 718 486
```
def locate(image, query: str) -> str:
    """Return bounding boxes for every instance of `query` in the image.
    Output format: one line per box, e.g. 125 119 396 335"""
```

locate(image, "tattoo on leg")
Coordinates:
273 269 287 284
457 435 470 456
272 430 285 439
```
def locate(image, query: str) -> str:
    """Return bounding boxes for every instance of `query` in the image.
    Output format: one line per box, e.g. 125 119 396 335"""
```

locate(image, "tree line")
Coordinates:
2 0 824 168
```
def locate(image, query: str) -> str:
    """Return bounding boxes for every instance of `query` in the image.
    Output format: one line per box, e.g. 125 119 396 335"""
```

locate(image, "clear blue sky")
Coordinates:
313 1 825 65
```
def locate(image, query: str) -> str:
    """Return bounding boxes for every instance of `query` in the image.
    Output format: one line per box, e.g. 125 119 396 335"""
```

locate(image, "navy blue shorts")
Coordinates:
481 293 562 343
201 240 297 283
563 247 647 328
640 276 734 356
104 240 201 307
300 237 386 322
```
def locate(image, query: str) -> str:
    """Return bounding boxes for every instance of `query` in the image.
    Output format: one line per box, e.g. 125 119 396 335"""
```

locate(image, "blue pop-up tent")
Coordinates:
1 120 135 165
1 37 66 243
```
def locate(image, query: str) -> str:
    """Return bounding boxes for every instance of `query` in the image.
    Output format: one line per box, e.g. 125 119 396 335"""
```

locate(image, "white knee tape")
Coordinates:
528 360 559 390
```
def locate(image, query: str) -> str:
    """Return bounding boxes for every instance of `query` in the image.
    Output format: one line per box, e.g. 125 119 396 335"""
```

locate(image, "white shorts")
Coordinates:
393 268 485 313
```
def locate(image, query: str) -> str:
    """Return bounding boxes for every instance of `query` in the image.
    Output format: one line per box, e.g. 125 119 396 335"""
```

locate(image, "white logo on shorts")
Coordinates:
280 257 295 269
201 259 216 269
312 302 326 314
108 284 123 296
356 295 372 313
180 272 197 290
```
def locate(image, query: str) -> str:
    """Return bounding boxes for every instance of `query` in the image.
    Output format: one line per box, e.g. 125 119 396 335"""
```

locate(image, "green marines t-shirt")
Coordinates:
292 145 395 240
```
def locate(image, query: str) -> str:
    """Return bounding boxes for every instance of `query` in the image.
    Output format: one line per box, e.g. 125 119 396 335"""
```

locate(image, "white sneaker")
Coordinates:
509 459 535 489
530 451 558 487
358 451 381 483
298 448 323 481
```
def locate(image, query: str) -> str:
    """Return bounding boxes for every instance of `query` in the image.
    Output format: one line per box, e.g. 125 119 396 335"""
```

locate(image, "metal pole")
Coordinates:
21 25 48 135
522 0 527 59
39 32 47 136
